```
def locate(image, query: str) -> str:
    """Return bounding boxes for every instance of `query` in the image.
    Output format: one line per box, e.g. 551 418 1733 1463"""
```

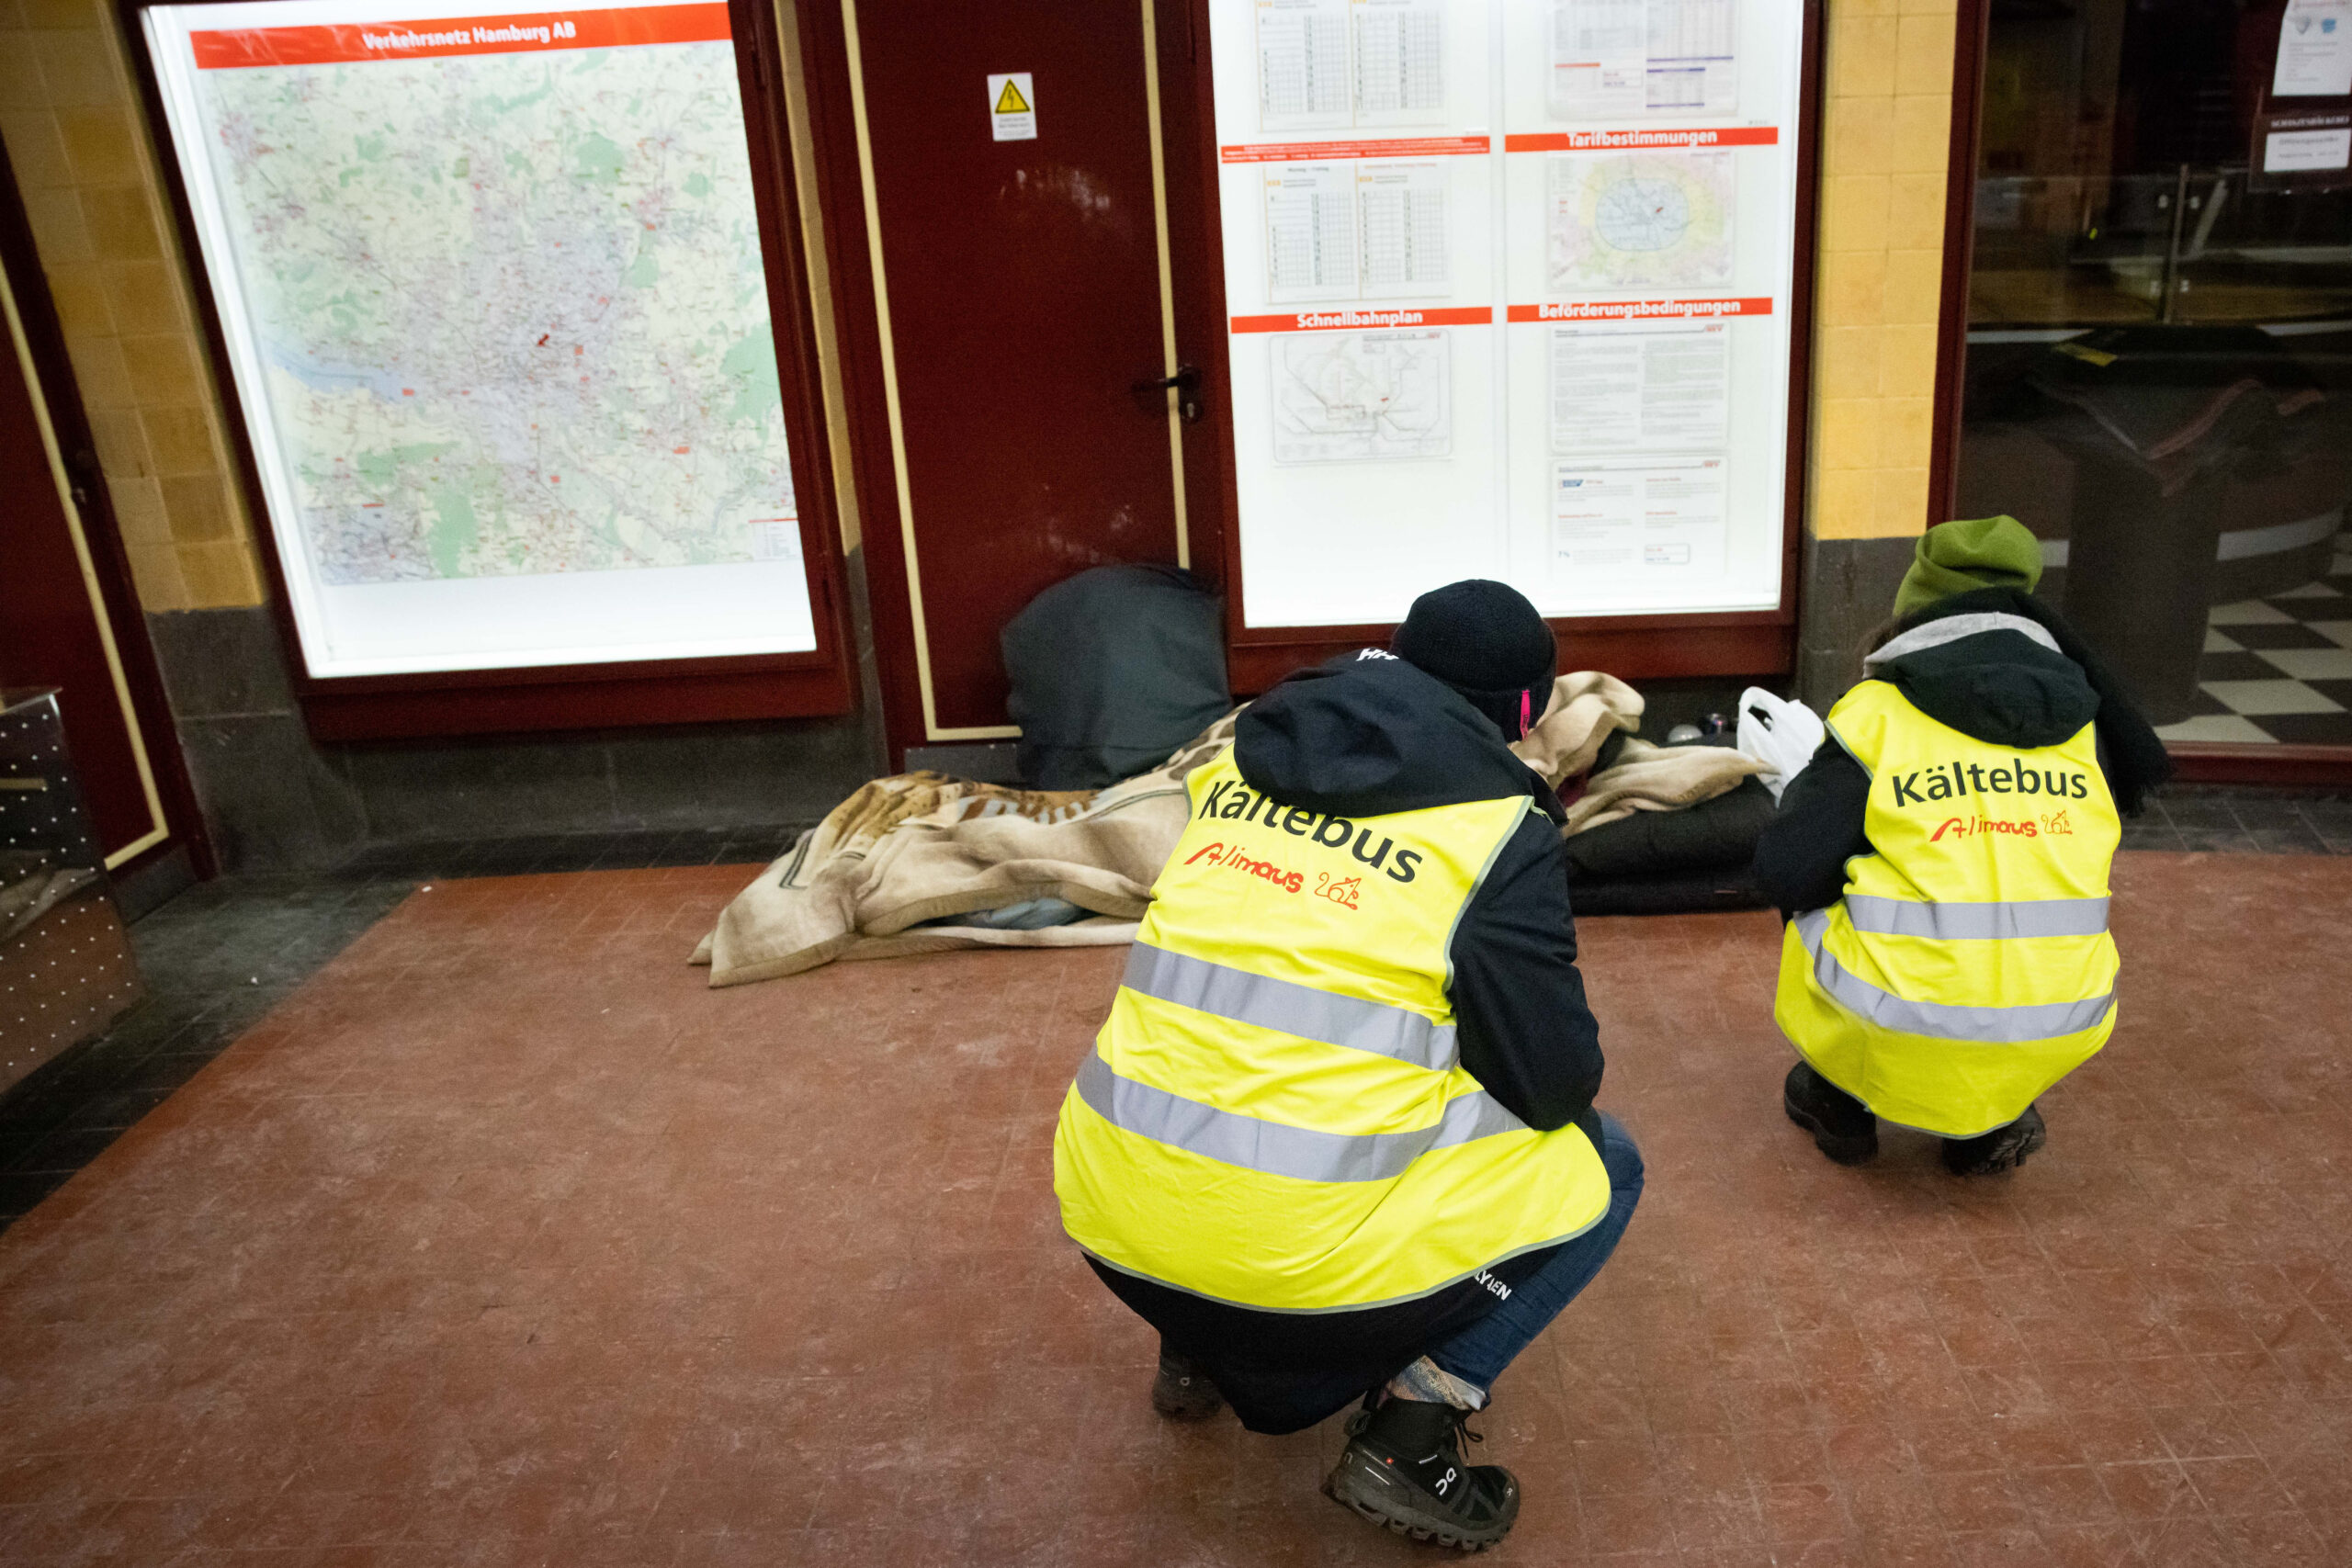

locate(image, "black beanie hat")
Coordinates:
1391 580 1557 739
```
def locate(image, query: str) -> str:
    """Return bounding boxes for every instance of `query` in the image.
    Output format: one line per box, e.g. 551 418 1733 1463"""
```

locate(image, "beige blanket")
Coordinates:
1510 673 1766 835
695 671 1764 985
692 716 1236 986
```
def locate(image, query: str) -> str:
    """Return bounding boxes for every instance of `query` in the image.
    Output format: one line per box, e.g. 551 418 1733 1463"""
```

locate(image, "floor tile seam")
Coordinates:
2171 1451 2316 1517
1652 1474 1770 1551
2247 1304 2352 1364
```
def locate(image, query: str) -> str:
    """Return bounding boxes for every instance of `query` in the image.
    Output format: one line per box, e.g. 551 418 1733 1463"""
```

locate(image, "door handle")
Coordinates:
1133 364 1204 425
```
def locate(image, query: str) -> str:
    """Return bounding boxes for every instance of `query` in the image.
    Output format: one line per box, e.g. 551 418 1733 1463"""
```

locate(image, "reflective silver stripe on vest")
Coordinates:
1795 909 2115 1043
1073 1051 1526 1183
1842 894 2110 941
1122 942 1457 1073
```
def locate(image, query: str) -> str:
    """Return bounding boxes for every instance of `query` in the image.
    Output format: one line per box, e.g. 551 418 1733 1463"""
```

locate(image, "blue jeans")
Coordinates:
1425 1112 1645 1395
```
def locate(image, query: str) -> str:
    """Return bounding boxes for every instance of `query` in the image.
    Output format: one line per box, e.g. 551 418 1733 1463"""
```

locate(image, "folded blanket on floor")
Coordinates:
691 715 1238 986
696 669 1781 985
1559 738 1767 835
1509 675 1766 835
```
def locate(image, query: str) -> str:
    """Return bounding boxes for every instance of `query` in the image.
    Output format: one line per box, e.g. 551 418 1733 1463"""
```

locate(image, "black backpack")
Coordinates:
1001 564 1230 790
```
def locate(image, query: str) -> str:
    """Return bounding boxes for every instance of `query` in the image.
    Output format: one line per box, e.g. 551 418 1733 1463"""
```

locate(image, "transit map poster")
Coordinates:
1210 0 1806 629
142 0 818 677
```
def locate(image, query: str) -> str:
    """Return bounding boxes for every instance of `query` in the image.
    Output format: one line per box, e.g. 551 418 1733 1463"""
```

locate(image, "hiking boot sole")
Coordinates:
2012 1115 2048 1168
1783 1092 1879 1166
1322 1447 1518 1552
1945 1109 2048 1176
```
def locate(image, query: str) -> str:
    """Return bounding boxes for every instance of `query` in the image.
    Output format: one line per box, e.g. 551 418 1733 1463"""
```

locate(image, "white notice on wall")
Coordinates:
1553 457 1726 573
1551 321 1728 455
1352 0 1447 124
1357 164 1450 295
2267 127 2352 172
2274 0 2352 97
1549 0 1738 120
1265 164 1357 299
1259 0 1351 129
1272 329 1453 463
1207 0 1807 628
1257 0 1445 130
1548 150 1733 290
988 73 1037 140
747 520 803 561
1265 162 1448 301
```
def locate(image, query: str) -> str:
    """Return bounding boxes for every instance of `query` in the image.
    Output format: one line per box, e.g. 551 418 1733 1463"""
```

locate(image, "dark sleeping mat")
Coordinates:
1566 869 1770 917
1560 775 1776 916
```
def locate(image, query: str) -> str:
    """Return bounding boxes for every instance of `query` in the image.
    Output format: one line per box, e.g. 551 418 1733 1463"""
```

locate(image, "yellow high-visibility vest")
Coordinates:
1773 680 2121 1137
1054 747 1611 1313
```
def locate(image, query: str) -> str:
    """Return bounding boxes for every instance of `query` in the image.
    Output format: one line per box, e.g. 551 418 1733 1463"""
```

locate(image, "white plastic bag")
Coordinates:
1736 687 1826 803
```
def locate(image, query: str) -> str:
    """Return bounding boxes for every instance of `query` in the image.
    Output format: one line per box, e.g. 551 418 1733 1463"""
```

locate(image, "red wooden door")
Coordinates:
0 148 198 873
816 0 1192 750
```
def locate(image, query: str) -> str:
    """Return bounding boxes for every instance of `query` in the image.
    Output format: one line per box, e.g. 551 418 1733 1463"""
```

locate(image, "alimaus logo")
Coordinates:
1889 760 2089 807
1931 807 2076 843
1182 841 1305 894
1194 778 1424 883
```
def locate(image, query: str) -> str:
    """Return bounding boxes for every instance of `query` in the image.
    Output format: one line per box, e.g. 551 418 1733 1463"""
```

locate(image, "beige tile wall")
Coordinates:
1807 0 1960 541
1 0 265 609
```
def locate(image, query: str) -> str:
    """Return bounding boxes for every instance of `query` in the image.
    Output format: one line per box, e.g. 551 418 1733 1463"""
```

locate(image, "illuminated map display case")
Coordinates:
1180 0 1822 683
136 0 853 735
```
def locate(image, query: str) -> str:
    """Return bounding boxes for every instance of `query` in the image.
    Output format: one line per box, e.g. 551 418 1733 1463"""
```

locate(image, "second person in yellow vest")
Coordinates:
1754 516 2170 1174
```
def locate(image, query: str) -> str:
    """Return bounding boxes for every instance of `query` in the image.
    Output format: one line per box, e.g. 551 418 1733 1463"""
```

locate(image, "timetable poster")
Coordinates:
141 0 818 678
1209 0 1805 628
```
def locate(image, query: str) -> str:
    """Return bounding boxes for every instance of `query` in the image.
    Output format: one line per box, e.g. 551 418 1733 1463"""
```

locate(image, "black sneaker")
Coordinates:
1149 1346 1224 1421
1782 1062 1879 1165
1941 1105 2047 1176
1323 1396 1519 1551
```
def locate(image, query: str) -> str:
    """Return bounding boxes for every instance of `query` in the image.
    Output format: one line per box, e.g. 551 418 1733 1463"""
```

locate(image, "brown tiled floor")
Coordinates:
1 854 2348 1566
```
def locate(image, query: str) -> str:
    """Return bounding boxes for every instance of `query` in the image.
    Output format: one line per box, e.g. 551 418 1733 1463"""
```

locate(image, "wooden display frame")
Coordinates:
1928 0 1991 526
1163 0 1824 692
123 0 858 740
0 141 213 874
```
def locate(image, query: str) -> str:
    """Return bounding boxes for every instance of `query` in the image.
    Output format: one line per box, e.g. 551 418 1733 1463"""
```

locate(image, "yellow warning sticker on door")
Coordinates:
987 72 1036 141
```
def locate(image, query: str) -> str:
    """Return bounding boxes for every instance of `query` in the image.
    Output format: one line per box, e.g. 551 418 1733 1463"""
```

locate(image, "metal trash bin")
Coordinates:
0 690 144 1097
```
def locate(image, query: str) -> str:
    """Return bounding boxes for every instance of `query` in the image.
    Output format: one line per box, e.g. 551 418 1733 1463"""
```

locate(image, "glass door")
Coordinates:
1953 0 2352 750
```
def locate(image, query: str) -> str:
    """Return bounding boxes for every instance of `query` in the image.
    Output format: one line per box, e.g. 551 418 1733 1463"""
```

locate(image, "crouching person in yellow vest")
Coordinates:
1055 581 1642 1551
1756 517 2170 1175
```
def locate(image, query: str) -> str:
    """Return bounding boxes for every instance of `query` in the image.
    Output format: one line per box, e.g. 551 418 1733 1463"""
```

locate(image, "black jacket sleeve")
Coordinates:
1751 737 1873 914
1444 811 1605 1134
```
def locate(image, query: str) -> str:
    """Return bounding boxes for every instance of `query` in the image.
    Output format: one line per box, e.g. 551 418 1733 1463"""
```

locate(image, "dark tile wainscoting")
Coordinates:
144 604 884 873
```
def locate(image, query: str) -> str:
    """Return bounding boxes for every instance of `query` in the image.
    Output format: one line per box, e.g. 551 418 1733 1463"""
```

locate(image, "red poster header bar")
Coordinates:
1220 135 1491 164
1507 298 1772 322
189 3 729 68
1230 306 1493 334
1505 126 1779 152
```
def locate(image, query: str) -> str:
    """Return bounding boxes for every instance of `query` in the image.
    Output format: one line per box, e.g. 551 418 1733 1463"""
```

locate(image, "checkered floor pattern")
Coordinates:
2155 533 2352 746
